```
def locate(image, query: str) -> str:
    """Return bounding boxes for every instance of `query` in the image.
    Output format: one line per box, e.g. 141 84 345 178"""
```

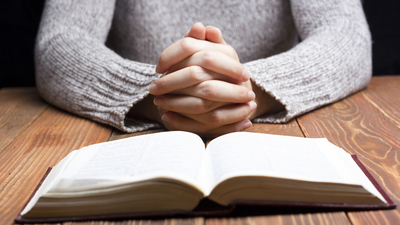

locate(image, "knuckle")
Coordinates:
208 111 222 125
199 82 216 99
202 99 215 112
180 37 196 53
197 126 211 135
202 50 218 66
195 99 214 113
237 87 249 101
188 66 206 83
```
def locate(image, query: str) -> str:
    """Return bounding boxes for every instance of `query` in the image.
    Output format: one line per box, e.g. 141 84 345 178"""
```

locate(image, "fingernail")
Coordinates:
161 113 171 123
154 96 162 106
156 63 160 73
242 119 252 130
249 101 257 111
149 83 158 95
241 69 250 81
248 91 255 101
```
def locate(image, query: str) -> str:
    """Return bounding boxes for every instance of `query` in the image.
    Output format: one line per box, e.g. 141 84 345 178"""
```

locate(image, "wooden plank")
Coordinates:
109 117 304 142
297 91 400 224
62 217 204 225
347 210 396 225
246 120 304 137
361 76 400 129
108 128 167 141
0 106 112 225
0 88 48 153
206 212 351 225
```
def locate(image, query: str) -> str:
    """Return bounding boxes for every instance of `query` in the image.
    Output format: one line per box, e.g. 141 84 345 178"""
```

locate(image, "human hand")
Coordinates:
151 23 256 137
169 23 285 122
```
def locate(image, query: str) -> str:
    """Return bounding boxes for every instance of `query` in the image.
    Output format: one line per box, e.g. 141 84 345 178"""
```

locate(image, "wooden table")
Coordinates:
1 76 400 225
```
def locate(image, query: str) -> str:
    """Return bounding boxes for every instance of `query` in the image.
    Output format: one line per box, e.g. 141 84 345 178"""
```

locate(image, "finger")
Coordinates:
171 80 255 103
185 22 206 40
181 101 257 125
205 26 226 44
154 94 228 114
150 66 239 95
162 112 252 138
204 119 252 138
156 38 240 75
168 50 249 82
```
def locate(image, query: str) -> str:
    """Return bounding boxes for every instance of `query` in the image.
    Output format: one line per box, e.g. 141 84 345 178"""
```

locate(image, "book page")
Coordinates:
204 132 385 202
21 150 78 215
50 131 207 193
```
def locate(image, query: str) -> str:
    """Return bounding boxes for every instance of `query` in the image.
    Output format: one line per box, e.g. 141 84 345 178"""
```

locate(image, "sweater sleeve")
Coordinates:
244 0 372 123
35 0 162 132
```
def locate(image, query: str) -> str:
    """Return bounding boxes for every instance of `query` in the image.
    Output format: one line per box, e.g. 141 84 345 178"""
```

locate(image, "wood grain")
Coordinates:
63 217 204 225
245 119 304 137
361 76 400 129
108 128 167 141
3 75 398 225
0 106 112 225
206 212 351 225
0 88 48 153
348 210 398 225
109 117 304 142
297 92 400 224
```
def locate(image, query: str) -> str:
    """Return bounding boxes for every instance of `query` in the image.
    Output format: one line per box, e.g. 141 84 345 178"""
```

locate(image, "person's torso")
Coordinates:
106 0 297 64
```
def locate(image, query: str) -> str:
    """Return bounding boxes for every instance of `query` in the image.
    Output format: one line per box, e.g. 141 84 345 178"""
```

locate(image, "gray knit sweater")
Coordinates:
35 0 371 133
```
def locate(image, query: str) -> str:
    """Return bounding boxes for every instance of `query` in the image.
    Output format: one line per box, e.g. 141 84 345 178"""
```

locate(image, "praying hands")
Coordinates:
142 23 283 137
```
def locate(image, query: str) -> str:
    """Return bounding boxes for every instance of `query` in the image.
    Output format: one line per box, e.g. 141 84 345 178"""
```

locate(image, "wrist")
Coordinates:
248 80 285 120
127 94 164 124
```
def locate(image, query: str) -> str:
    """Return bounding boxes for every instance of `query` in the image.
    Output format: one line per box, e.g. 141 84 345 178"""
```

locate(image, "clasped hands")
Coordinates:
130 23 283 138
151 23 258 137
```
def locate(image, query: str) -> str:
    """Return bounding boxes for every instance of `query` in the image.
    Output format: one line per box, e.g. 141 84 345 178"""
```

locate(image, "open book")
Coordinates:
16 131 394 222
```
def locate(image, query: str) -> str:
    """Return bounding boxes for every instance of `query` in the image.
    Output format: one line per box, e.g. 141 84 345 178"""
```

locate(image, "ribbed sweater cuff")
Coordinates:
244 30 371 123
36 37 164 133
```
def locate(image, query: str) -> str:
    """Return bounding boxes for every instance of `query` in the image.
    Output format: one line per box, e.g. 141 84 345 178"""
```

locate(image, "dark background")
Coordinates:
1 0 399 88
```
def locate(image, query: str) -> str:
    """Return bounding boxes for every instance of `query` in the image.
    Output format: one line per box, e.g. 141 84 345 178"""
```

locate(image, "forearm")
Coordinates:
246 0 371 123
36 0 162 132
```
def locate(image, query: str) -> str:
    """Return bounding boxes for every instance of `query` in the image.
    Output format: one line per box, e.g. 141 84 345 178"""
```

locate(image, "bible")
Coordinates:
16 131 395 223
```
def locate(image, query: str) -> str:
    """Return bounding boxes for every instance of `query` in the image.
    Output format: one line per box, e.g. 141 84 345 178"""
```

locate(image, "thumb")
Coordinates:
205 26 227 44
184 22 206 40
